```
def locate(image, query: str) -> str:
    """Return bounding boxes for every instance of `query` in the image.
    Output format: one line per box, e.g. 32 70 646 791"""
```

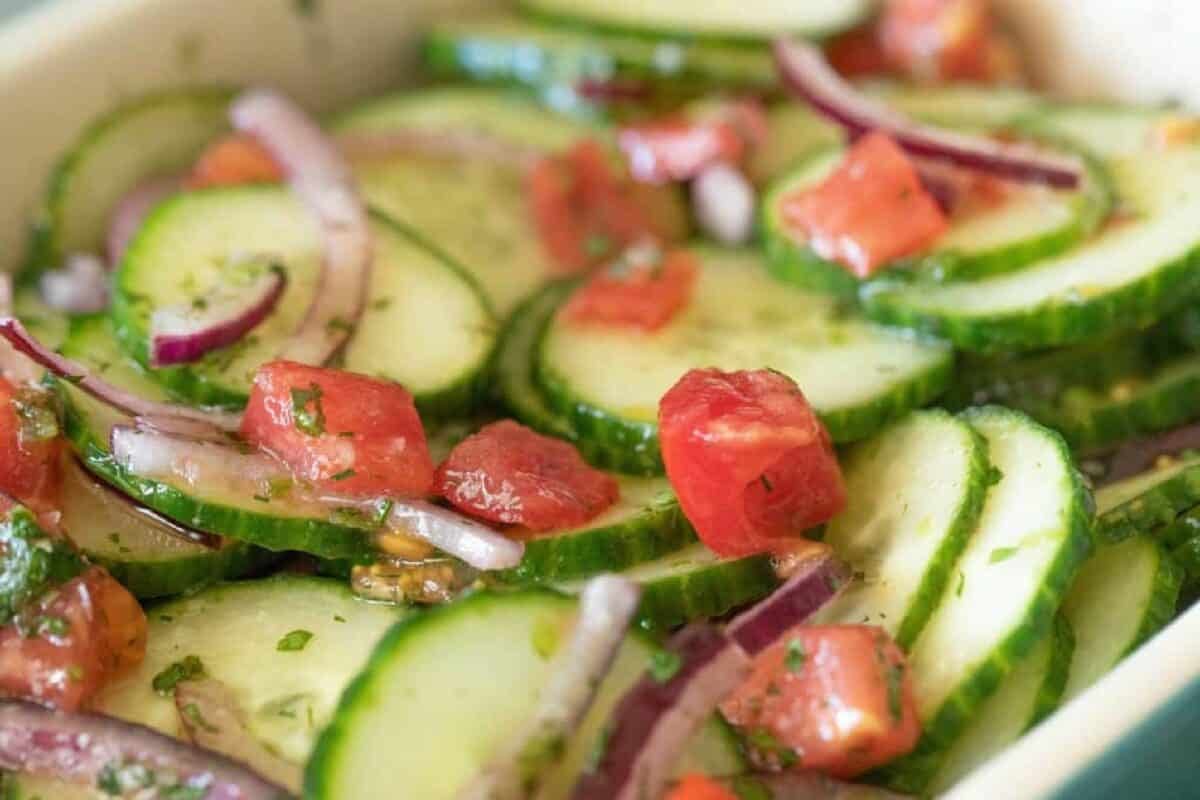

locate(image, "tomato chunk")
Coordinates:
187 134 284 189
526 139 688 273
665 774 738 800
880 0 996 82
0 379 62 518
561 244 698 332
781 132 948 278
0 566 146 711
435 420 619 531
721 625 920 779
241 361 434 498
658 369 845 558
619 117 745 184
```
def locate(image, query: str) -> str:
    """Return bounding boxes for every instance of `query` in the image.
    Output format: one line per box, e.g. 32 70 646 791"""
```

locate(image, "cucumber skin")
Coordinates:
877 408 1094 794
88 543 279 601
1028 613 1076 728
1098 463 1200 543
1133 543 1185 649
632 554 777 632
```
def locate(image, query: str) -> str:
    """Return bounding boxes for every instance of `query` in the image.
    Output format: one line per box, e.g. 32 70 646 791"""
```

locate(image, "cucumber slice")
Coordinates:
1060 535 1182 703
95 575 403 765
879 407 1091 793
14 285 69 352
520 0 874 40
1095 453 1200 542
1026 104 1175 159
1 774 92 799
763 143 1111 293
538 246 953 456
43 87 232 269
744 104 843 185
814 410 991 648
498 476 697 584
304 589 743 800
862 81 1046 130
57 316 375 561
926 614 1074 795
863 147 1200 352
60 457 274 599
111 187 495 416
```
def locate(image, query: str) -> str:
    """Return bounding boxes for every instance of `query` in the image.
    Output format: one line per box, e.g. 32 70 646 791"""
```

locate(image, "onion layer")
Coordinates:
39 254 109 314
691 162 756 245
1100 423 1200 484
379 500 525 572
726 549 849 656
108 176 180 266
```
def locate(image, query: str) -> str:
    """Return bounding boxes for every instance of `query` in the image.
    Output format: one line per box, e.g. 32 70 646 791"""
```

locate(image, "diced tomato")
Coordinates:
658 369 845 558
241 361 434 498
879 0 996 82
561 245 698 332
619 117 746 184
0 567 146 710
665 774 738 800
0 379 62 518
187 134 284 189
825 25 894 78
435 420 619 531
780 132 948 278
721 625 920 779
526 139 688 274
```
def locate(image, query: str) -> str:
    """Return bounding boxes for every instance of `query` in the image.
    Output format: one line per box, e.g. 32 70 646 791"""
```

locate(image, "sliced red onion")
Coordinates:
570 625 751 800
175 679 302 794
0 318 241 432
773 38 1084 189
378 500 524 572
149 261 287 367
231 89 371 367
336 129 540 170
1100 423 1200 484
108 176 180 266
727 550 849 656
715 772 909 799
0 699 288 799
39 253 109 314
574 78 653 104
461 575 641 800
691 162 756 245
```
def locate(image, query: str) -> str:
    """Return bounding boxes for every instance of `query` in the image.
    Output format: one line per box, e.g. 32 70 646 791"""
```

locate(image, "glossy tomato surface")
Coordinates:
561 245 698 332
0 379 62 517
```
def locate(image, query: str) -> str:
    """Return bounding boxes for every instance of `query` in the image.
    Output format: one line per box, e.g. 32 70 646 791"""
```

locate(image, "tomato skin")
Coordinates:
825 25 894 78
619 117 746 184
435 420 619 531
0 380 62 518
721 625 921 779
0 567 146 711
781 132 948 278
665 774 738 800
187 134 284 189
561 246 698 332
880 0 993 82
241 361 434 498
658 369 845 558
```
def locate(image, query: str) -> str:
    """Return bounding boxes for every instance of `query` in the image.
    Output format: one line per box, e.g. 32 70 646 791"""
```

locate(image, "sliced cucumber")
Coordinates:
60 456 274 599
13 285 69 352
521 0 874 40
862 147 1200 352
57 316 374 560
862 81 1046 130
744 104 843 185
95 576 403 765
1 774 93 799
763 143 1111 293
814 410 991 648
1060 535 1182 703
926 614 1074 795
112 188 495 416
880 407 1091 793
1095 453 1200 542
304 589 743 800
42 87 232 269
1025 104 1176 159
538 246 953 456
498 476 697 584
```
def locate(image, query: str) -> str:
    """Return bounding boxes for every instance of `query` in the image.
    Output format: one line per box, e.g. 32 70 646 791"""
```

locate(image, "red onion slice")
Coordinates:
149 261 287 367
570 625 752 800
108 176 181 266
726 550 849 656
0 699 288 799
378 500 525 572
230 89 371 367
772 38 1084 189
39 253 109 314
691 162 756 245
1099 423 1200 484
0 318 240 432
461 575 641 800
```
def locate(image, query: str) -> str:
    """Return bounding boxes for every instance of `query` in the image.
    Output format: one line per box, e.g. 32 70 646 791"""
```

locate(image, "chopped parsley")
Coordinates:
648 648 682 683
36 615 69 638
277 629 314 652
784 638 806 673
331 468 356 481
333 614 346 623
181 702 218 733
743 728 797 768
956 570 966 597
989 546 1019 564
152 655 206 696
290 383 327 436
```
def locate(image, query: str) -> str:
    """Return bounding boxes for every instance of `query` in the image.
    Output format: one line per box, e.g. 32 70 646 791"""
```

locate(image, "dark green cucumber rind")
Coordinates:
86 542 279 600
630 553 777 632
1027 613 1075 728
1132 543 1185 649
1097 461 1200 543
876 408 1094 794
1168 534 1200 592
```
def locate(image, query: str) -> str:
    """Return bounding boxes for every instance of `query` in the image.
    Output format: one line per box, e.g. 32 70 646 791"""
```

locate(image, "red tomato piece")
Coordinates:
781 132 948 278
0 379 62 518
825 25 894 79
721 625 921 779
435 420 619 531
187 134 284 189
241 361 434 498
618 116 746 184
879 0 996 82
665 774 738 800
658 369 845 558
0 567 146 711
561 245 698 332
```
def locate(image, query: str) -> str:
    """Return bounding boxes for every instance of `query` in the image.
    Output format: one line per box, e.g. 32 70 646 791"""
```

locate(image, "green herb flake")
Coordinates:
531 615 561 660
290 383 327 436
277 629 314 652
730 776 772 800
886 663 906 723
36 616 69 638
744 728 797 768
330 468 356 481
956 570 966 597
648 648 682 683
294 0 319 17
326 316 353 334
152 655 206 696
66 665 84 682
182 702 219 733
371 297 393 311
989 546 1019 564
784 638 806 673
333 614 346 623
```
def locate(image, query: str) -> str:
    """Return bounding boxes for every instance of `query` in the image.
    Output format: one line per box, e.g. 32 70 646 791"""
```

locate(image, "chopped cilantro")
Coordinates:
648 648 682 683
759 474 773 492
333 614 346 623
331 468 356 481
152 655 206 696
743 728 797 768
956 570 966 597
181 702 218 733
36 616 69 638
784 638 806 673
290 383 327 436
729 776 772 800
989 546 1019 564
66 665 83 682
886 663 906 723
277 629 314 651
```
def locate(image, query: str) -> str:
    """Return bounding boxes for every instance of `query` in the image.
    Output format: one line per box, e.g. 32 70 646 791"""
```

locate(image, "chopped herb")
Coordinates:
108 533 121 545
159 614 174 624
744 728 797 768
759 474 773 492
333 614 346 623
337 431 357 438
290 383 326 436
886 663 906 723
331 468 356 481
267 477 293 499
648 648 682 683
531 616 560 660
294 0 319 17
277 629 314 652
36 616 69 638
190 296 208 311
152 655 206 695
986 465 1005 487
12 389 59 443
96 760 154 795
989 546 1019 564
956 570 966 597
784 638 806 673
66 665 84 682
371 297 393 311
326 316 353 334
584 234 612 259
181 702 219 733
729 776 772 800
